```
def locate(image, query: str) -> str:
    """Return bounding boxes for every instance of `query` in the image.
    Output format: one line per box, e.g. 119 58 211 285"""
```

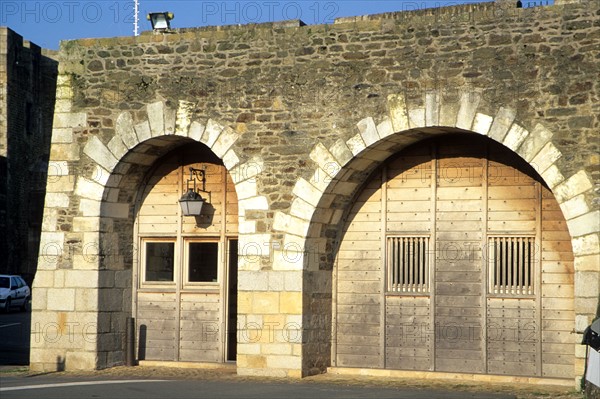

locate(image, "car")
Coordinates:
0 275 31 313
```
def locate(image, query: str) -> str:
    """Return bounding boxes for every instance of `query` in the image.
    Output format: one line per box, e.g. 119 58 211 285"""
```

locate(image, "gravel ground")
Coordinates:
0 365 583 399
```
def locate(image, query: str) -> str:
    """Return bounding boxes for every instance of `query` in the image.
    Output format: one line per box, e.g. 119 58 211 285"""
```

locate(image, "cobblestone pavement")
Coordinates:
0 365 583 399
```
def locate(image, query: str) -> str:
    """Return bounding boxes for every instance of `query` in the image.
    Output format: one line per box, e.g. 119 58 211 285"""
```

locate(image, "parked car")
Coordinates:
0 275 31 312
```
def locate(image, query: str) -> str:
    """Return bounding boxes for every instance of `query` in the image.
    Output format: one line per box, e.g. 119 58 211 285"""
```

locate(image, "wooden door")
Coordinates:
333 134 574 378
134 144 238 363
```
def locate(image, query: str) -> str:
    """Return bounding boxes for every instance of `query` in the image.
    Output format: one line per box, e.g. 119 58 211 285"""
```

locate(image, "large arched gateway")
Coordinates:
333 134 575 378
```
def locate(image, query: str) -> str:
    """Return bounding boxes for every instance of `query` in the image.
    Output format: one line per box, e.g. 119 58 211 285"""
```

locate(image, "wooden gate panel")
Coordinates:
179 292 222 362
385 296 431 370
540 187 575 379
487 298 537 375
137 291 178 361
335 177 382 368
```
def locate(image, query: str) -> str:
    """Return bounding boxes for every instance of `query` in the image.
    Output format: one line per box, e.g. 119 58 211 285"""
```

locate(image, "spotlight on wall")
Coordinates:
179 167 210 216
147 12 174 31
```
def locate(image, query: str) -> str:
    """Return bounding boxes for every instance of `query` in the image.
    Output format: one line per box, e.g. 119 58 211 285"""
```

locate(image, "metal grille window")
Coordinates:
489 236 534 296
387 236 429 293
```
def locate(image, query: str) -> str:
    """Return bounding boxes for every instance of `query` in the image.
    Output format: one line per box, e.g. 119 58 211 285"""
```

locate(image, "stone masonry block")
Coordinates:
345 134 367 156
376 117 394 139
554 170 593 203
575 271 600 298
266 354 302 370
252 292 280 314
530 142 562 175
50 144 79 161
238 196 268 215
388 94 409 132
75 177 104 201
309 168 330 193
100 202 129 219
575 315 589 333
290 198 316 221
188 120 206 142
280 292 302 314
292 178 324 208
164 108 176 135
560 194 590 220
134 120 152 143
488 107 516 143
572 234 599 257
146 101 165 137
231 159 263 184
222 149 240 170
202 119 225 148
46 176 75 193
472 113 493 135
541 165 565 189
65 270 99 288
79 199 101 217
456 91 482 130
238 271 269 291
47 288 76 311
211 126 240 158
502 124 529 152
52 128 74 143
517 123 553 162
107 136 128 161
235 179 258 200
566 210 600 238
53 112 86 129
408 108 425 129
273 249 304 271
439 94 460 128
175 100 195 136
357 117 380 147
41 208 57 231
329 139 354 166
283 271 302 292
116 112 139 149
48 161 69 176
83 136 119 172
425 91 440 127
575 254 600 272
310 142 341 178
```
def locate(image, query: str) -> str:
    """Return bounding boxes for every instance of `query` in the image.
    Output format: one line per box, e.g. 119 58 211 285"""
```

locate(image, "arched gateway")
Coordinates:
333 134 574 378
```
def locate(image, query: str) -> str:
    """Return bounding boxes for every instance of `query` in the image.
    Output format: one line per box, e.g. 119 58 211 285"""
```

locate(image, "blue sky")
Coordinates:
1 0 545 50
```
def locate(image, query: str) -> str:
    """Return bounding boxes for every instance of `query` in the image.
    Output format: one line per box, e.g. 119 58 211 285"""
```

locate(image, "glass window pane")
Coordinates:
145 242 175 282
188 242 219 282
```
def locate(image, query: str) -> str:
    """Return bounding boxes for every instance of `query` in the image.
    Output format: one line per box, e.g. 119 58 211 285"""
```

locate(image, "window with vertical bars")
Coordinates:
489 236 534 296
387 236 429 293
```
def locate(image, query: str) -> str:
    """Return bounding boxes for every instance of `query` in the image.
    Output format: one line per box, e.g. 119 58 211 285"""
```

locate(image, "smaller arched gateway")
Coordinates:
333 134 575 378
133 143 239 363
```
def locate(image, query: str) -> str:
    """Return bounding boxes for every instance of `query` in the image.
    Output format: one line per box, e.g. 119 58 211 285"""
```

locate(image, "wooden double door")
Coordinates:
334 135 574 378
134 145 239 363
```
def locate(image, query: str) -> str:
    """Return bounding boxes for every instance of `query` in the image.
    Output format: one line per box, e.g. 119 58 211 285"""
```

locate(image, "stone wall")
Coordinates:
0 27 57 284
31 0 599 382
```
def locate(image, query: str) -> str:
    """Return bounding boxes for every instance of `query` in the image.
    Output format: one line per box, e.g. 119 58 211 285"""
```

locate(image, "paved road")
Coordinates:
0 309 30 365
0 375 516 399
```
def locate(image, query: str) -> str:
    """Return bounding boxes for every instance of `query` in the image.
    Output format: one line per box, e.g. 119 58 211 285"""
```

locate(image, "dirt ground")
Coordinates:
0 365 584 399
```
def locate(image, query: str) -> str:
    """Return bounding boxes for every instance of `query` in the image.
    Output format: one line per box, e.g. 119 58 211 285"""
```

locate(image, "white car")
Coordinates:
0 275 31 312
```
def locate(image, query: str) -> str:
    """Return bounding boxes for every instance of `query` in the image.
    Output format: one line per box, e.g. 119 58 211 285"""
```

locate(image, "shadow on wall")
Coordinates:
138 324 147 361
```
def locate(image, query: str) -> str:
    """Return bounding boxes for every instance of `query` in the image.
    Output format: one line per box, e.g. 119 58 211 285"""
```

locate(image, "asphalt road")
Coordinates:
0 309 30 365
0 375 516 399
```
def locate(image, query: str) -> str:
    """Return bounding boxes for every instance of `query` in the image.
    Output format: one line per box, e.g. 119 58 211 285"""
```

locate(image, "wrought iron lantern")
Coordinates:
179 167 210 216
